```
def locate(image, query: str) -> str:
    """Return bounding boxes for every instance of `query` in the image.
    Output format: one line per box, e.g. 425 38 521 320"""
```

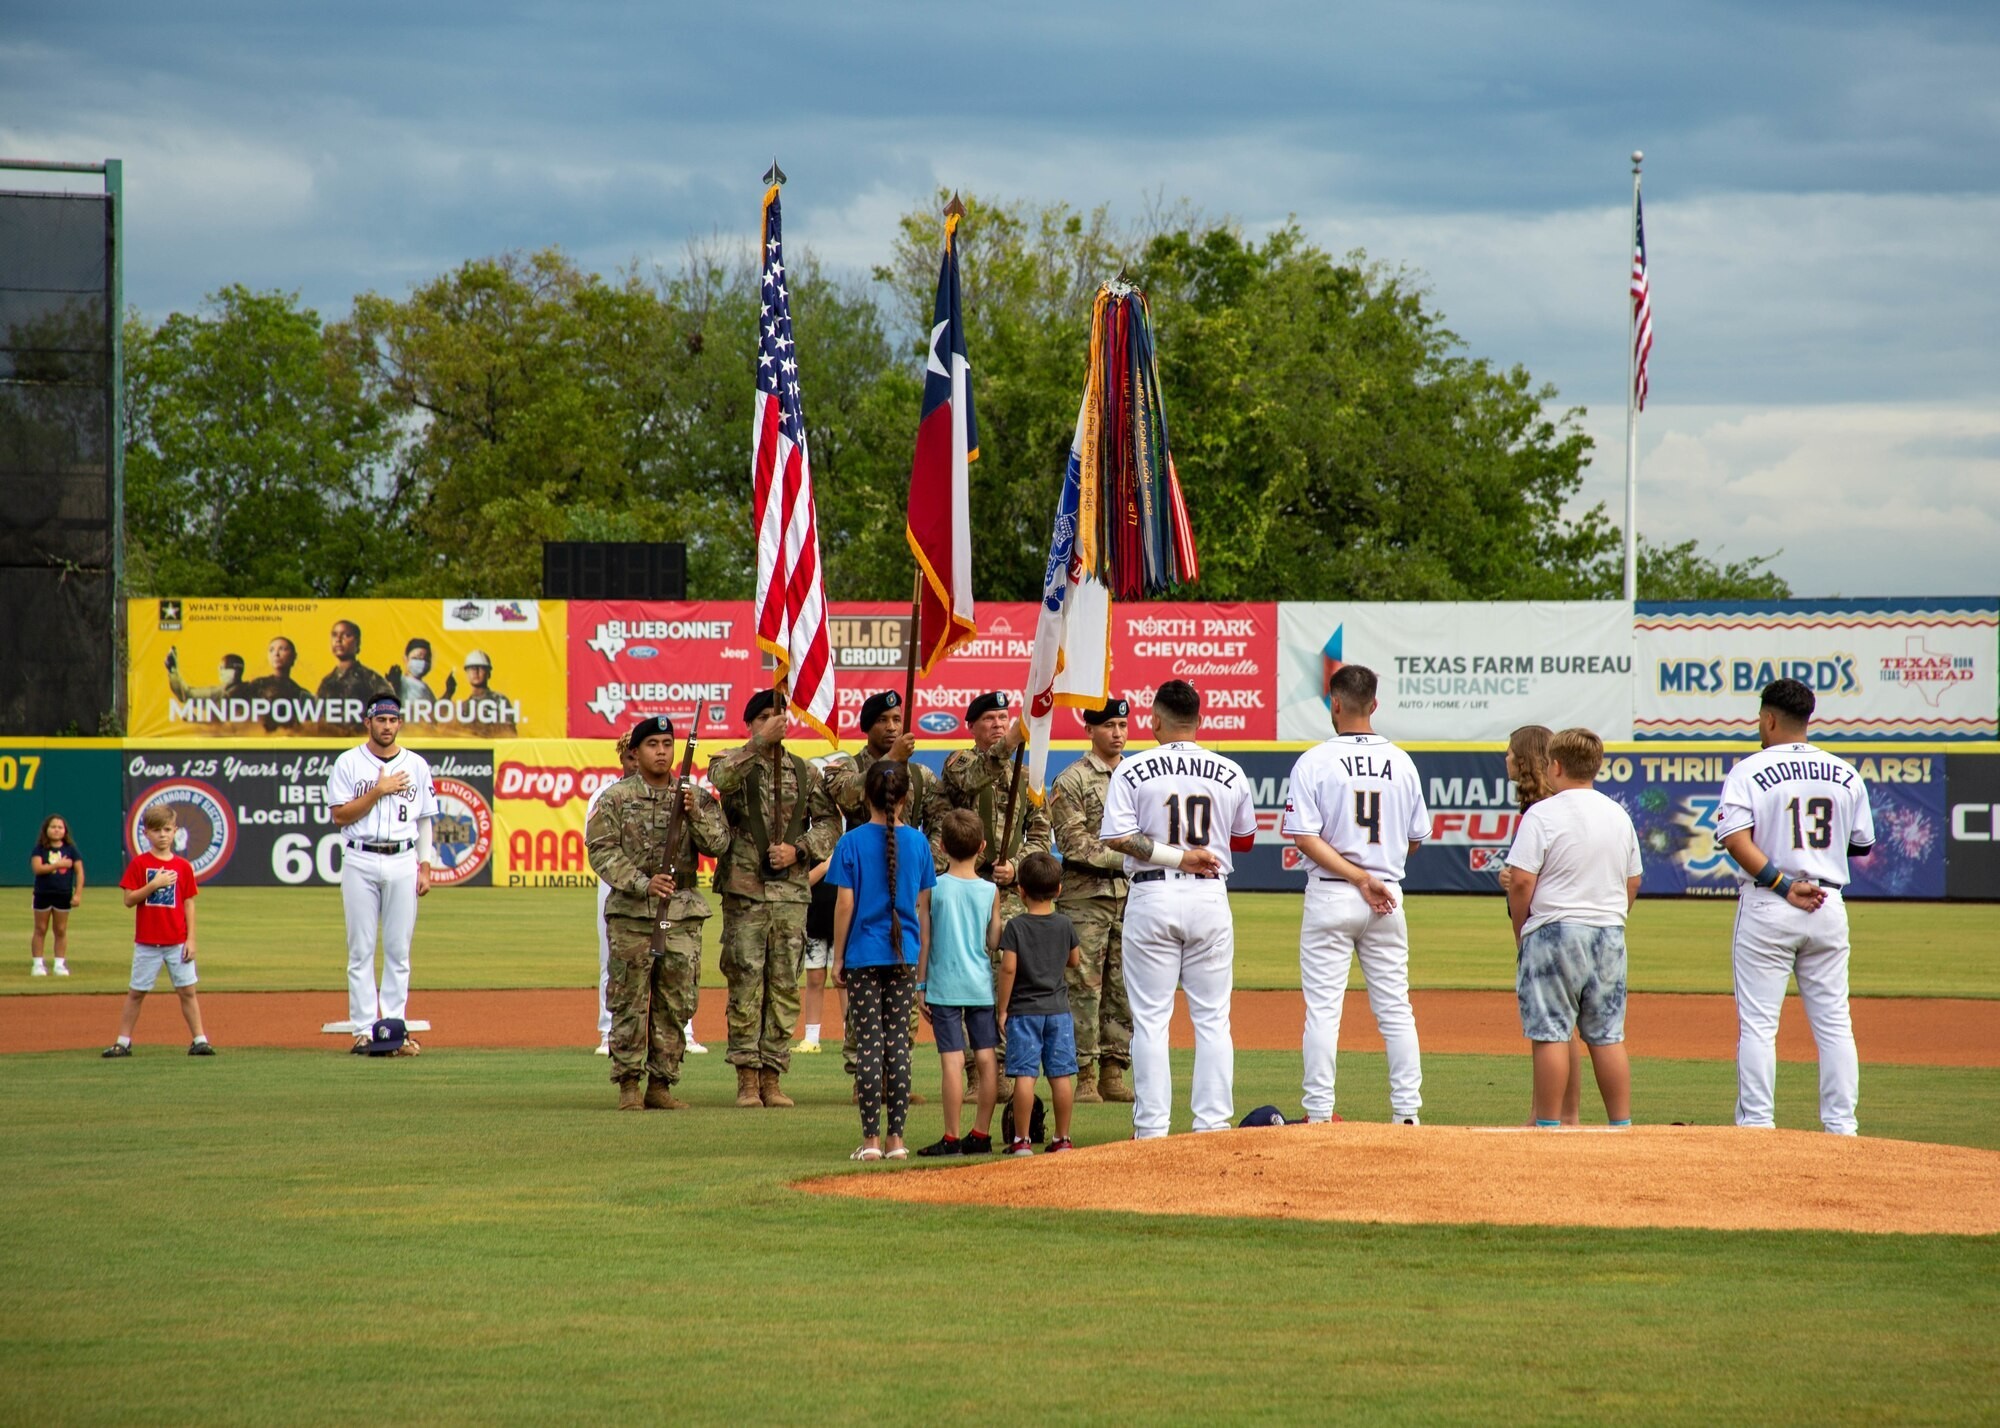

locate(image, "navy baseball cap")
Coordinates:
366 693 403 718
365 1018 408 1056
1238 1105 1294 1128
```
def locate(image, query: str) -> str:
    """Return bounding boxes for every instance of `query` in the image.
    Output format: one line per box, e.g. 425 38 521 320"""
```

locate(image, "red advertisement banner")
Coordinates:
566 601 1275 744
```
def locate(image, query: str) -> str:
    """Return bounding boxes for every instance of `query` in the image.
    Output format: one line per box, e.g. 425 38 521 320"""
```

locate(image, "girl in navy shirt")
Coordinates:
827 762 935 1161
30 815 83 977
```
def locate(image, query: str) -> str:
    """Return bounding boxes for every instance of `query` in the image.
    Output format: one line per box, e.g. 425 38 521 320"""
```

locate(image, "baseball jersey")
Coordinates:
327 744 439 843
1098 741 1258 880
1714 741 1875 886
121 853 198 945
1282 734 1430 881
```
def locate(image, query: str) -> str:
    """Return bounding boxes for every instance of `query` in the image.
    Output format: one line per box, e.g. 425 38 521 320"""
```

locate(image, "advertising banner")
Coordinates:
566 601 1277 744
1946 754 2000 900
127 599 567 740
491 739 631 889
1633 598 2000 741
0 742 125 888
121 746 495 888
1276 602 1635 743
1223 747 1946 898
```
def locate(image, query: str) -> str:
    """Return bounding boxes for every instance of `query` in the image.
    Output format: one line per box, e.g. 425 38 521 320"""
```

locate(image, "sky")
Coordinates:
5 1 1996 598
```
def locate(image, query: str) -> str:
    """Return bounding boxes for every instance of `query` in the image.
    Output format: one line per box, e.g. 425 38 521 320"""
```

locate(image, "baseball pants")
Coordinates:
596 881 612 1039
342 847 418 1030
1123 880 1235 1138
1732 887 1859 1135
1300 880 1422 1122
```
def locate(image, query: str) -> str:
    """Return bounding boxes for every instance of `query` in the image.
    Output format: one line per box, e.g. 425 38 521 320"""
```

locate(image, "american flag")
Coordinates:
751 185 836 744
1630 192 1653 411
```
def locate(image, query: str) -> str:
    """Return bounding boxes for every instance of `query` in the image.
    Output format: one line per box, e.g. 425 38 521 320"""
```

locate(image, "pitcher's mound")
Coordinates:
802 1125 2000 1236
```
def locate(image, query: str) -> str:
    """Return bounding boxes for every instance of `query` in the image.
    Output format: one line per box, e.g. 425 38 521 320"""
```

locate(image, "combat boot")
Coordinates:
1098 1063 1134 1103
1074 1065 1104 1104
735 1065 764 1107
759 1068 794 1108
644 1080 689 1110
617 1079 645 1111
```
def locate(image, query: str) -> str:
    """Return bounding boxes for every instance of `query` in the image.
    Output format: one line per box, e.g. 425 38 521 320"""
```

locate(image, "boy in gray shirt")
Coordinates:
997 852 1082 1155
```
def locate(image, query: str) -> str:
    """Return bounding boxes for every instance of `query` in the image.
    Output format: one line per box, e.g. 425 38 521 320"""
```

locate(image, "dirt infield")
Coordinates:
4 986 1996 1063
803 1124 2000 1236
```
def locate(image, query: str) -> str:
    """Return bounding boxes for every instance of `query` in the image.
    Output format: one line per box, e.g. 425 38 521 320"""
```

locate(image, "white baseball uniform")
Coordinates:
1098 740 1258 1138
1715 741 1876 1135
1282 733 1430 1122
328 744 438 1034
585 776 616 1041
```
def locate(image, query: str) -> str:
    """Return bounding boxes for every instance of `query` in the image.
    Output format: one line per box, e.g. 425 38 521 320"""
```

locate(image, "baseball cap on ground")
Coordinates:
366 1018 409 1056
1239 1105 1296 1128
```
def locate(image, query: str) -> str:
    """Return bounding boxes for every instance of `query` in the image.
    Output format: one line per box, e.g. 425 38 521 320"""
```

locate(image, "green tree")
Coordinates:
123 286 401 596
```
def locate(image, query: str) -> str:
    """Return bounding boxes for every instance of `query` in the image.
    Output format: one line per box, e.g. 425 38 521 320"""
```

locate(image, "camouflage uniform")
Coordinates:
710 743 839 1073
585 773 730 1090
1050 751 1131 1076
825 746 939 1075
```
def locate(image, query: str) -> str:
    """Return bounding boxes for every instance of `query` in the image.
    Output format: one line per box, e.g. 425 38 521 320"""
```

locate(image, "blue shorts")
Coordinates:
1003 1012 1078 1080
1517 922 1628 1045
929 1004 998 1055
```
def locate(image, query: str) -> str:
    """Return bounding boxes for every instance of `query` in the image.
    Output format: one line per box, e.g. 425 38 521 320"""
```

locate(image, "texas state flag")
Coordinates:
905 209 978 674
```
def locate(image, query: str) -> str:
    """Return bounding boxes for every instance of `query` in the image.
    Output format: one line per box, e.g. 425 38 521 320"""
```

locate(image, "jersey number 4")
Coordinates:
1354 790 1382 845
1164 794 1212 847
1786 796 1832 850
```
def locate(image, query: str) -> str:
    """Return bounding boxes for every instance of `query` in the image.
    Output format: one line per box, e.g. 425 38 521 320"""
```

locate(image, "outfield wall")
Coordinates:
5 738 1994 900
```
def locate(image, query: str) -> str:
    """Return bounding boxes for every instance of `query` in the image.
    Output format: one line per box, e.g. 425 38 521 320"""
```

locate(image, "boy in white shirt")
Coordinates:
1504 727 1642 1128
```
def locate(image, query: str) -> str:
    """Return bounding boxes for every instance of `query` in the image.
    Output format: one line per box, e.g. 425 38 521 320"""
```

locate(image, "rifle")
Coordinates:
650 734 701 957
993 741 1028 884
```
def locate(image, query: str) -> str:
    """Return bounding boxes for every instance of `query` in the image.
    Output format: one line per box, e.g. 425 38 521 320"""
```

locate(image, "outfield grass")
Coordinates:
14 888 1998 998
3 1047 1995 1425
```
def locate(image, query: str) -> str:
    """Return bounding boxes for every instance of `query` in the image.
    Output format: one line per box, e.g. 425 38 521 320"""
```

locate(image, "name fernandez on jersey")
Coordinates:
1116 751 1243 789
1101 741 1259 881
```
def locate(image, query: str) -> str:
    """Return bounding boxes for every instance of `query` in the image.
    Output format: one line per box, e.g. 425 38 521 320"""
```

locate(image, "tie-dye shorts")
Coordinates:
1516 922 1628 1045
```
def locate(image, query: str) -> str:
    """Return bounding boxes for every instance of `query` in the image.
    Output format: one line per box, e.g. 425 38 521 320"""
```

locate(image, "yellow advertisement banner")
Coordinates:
491 738 626 889
128 598 567 741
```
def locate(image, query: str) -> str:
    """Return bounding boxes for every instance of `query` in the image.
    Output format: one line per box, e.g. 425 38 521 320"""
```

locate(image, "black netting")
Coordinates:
0 189 116 733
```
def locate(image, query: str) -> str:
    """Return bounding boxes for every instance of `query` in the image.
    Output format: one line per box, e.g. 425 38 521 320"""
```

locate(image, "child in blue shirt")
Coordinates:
827 760 935 1161
914 808 1002 1156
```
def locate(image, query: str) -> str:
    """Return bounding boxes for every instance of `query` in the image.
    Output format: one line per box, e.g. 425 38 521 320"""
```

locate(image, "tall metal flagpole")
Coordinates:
1623 150 1643 603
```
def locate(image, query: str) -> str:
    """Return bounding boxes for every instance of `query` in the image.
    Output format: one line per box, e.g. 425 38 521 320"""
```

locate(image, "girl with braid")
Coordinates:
827 761 935 1161
1501 725 1581 1125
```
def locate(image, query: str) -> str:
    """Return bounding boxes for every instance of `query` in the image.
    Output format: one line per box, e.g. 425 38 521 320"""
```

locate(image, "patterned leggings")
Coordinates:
847 965 917 1139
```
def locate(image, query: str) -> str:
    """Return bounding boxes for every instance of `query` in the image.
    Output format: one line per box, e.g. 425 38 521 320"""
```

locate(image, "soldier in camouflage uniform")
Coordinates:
824 689 939 1081
1049 696 1135 1104
585 716 730 1111
710 687 839 1108
926 691 1051 1085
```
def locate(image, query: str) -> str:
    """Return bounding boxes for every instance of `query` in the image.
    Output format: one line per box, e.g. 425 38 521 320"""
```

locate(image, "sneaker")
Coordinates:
959 1131 994 1155
102 1043 131 1058
1392 1114 1420 1126
1008 1137 1034 1158
188 1040 216 1056
53 961 69 976
916 1136 961 1158
31 960 47 977
791 1039 822 1054
685 1032 709 1054
594 1039 610 1056
1047 1137 1074 1154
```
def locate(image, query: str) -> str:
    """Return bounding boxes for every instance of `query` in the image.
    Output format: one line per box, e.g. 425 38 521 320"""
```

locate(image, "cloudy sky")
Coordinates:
6 2 1995 598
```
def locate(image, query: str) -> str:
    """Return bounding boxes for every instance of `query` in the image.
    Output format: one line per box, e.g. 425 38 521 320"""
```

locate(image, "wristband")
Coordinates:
1752 863 1781 889
1150 844 1185 870
1772 874 1793 897
915 981 926 992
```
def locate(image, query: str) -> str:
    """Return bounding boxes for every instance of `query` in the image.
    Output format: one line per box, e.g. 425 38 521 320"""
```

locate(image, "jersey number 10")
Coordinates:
1164 794 1212 847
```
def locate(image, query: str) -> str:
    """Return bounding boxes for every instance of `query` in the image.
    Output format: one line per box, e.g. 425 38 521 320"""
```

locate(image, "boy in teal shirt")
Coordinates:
915 809 1002 1155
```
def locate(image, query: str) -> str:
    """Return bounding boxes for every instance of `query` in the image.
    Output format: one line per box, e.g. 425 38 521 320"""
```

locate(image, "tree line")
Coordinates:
123 192 1787 603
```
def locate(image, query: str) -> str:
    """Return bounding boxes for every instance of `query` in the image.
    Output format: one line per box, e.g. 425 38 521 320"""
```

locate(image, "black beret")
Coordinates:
1082 697 1130 726
858 689 901 733
964 691 1011 725
742 687 780 723
628 715 674 746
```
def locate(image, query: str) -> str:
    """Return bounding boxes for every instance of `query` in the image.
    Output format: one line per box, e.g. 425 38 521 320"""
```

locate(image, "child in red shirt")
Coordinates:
104 805 213 1057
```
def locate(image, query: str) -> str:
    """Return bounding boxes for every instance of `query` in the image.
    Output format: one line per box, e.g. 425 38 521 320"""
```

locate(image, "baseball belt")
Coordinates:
347 838 416 854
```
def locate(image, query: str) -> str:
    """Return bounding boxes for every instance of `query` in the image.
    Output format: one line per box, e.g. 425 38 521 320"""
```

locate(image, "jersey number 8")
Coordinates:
1165 793 1212 847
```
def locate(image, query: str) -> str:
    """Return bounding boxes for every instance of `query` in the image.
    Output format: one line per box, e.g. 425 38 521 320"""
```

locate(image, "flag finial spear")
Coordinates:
1631 149 1644 171
944 191 965 220
763 158 787 188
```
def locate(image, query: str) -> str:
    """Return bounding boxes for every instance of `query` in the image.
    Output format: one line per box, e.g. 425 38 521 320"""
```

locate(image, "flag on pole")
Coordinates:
905 206 978 674
1630 193 1653 411
1022 394 1113 803
751 183 837 745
